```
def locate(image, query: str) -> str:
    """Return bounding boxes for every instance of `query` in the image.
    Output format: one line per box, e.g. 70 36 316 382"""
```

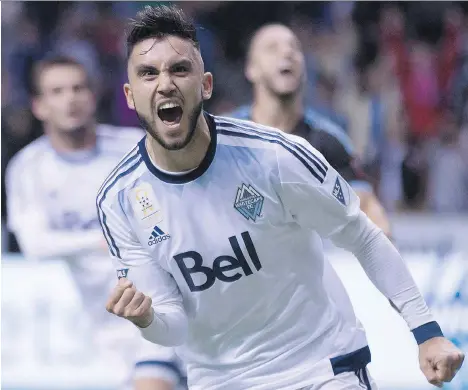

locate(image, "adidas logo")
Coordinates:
148 225 171 246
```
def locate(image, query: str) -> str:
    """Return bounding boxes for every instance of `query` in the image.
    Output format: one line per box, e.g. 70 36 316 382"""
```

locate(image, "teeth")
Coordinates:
159 102 180 110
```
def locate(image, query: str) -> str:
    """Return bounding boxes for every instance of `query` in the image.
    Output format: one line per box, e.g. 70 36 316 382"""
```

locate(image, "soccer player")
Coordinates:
229 23 391 237
100 5 464 390
5 56 184 390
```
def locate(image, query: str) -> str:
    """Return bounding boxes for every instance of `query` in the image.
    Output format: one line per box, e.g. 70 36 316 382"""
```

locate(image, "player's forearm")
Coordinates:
331 212 442 342
16 229 103 259
138 302 188 347
355 189 392 237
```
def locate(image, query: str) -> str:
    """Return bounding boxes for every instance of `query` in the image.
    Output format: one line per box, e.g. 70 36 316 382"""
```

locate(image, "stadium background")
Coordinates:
1 1 467 390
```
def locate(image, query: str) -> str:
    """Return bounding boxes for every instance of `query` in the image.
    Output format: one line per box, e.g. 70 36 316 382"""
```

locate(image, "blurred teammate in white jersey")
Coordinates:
100 5 464 390
5 56 185 390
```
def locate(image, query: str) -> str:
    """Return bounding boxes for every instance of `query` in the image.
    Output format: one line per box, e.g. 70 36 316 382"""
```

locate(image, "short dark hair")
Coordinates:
31 56 90 96
126 4 199 59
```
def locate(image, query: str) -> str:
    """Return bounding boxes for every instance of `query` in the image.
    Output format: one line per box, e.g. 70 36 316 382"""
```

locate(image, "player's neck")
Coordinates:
46 124 97 153
251 91 303 133
146 114 211 173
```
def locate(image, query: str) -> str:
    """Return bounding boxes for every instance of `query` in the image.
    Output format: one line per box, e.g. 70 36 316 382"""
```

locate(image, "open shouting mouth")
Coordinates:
158 102 183 126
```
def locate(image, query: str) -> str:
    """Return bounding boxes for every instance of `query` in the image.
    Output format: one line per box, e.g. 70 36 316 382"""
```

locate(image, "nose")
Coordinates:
63 87 80 105
157 71 176 95
282 45 295 60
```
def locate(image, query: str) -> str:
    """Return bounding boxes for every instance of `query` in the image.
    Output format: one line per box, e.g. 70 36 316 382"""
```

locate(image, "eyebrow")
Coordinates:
135 58 194 73
135 64 159 75
171 59 193 69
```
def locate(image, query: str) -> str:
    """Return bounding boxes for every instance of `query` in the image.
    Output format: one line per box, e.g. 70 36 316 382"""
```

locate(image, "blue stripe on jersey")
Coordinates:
217 128 326 183
96 145 139 255
97 145 139 195
134 360 183 377
216 120 328 182
217 117 328 174
304 108 354 154
97 157 143 258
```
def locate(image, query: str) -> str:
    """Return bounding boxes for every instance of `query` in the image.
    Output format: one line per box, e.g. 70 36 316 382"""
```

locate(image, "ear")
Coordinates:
31 97 47 121
123 83 135 110
201 72 213 101
245 61 258 84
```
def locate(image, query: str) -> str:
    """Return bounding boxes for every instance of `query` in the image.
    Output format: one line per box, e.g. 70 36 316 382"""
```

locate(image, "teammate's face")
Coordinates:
247 25 305 98
33 65 96 132
124 36 213 151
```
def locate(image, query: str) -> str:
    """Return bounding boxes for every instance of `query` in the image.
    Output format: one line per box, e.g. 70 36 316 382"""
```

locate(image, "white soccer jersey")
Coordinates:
97 114 437 390
6 124 185 388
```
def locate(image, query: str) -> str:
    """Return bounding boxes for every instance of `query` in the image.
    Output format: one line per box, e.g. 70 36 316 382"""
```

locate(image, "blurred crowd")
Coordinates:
2 1 468 226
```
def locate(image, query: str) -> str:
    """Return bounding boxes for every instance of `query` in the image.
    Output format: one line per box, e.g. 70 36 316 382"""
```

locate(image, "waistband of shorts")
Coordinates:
329 345 371 376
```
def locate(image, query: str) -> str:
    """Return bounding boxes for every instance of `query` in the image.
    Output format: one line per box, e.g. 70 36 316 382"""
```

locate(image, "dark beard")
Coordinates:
61 125 88 136
276 91 297 102
270 83 302 102
136 101 203 151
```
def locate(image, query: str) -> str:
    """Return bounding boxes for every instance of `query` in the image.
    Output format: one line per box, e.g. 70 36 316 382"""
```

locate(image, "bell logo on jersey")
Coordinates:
174 231 262 292
148 225 171 246
234 183 264 222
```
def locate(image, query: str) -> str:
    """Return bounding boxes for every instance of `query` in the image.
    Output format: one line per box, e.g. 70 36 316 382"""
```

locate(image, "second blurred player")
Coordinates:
5 56 185 390
229 24 391 237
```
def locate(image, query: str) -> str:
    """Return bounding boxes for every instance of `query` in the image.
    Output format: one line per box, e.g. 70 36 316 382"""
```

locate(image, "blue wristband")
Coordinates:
412 321 444 345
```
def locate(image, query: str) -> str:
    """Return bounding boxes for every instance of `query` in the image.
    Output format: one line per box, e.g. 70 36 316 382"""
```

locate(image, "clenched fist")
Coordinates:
106 278 154 328
419 336 465 388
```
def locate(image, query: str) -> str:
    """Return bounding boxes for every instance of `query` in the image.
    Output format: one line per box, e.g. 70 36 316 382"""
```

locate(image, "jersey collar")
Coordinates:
138 112 217 184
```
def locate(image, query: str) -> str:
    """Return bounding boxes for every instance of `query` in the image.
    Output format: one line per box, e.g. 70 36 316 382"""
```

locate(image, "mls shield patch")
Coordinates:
234 183 264 222
332 177 346 205
116 268 129 279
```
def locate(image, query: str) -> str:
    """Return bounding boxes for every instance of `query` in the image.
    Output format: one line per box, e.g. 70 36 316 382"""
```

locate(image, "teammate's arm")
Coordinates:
97 193 188 347
5 158 105 259
275 138 464 387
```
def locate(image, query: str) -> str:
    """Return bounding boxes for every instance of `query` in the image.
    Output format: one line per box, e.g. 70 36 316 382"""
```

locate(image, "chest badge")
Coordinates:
130 183 163 228
234 183 264 222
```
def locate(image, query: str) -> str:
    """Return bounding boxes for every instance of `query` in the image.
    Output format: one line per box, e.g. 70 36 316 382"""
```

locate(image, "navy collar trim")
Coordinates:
138 112 217 184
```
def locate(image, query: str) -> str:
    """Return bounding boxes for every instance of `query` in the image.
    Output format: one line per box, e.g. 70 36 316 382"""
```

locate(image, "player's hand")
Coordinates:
106 278 154 328
418 336 465 388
